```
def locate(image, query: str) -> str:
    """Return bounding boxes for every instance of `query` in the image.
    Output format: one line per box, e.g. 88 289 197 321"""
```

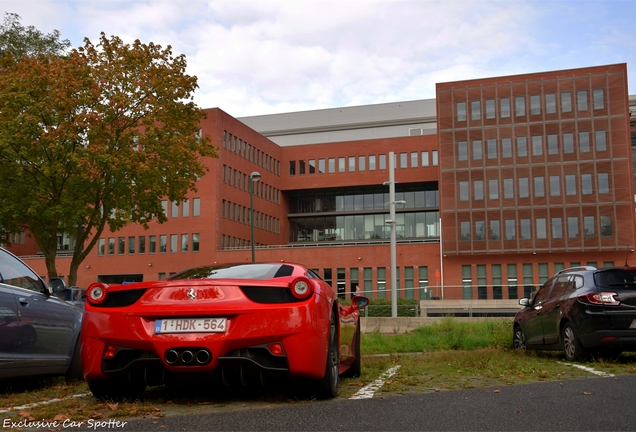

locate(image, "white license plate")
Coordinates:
154 318 227 334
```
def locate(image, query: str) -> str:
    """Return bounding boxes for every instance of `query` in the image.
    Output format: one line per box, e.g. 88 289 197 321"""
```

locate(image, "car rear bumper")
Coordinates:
81 301 330 383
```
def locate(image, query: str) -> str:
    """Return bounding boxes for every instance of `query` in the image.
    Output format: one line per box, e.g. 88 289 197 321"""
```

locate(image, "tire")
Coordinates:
563 322 587 361
315 311 339 399
65 336 83 382
513 326 527 351
88 376 146 401
343 324 361 378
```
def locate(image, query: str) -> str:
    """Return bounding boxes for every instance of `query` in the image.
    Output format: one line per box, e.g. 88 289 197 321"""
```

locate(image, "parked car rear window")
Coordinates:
169 263 294 280
595 269 636 288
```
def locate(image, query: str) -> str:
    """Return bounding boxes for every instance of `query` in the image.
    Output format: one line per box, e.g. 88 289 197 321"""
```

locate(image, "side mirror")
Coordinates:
49 278 67 293
351 295 370 309
519 298 530 307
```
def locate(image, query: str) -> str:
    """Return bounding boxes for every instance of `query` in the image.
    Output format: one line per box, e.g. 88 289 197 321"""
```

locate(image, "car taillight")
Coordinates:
290 277 314 300
87 282 109 305
580 292 620 306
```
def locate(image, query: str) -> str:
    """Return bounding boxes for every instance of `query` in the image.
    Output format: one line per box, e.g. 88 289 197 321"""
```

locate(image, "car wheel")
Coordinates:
65 336 83 382
88 376 146 401
315 311 339 399
563 322 587 361
513 326 527 351
343 324 361 378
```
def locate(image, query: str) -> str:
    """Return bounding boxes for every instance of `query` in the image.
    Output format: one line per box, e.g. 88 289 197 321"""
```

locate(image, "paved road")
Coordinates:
107 375 636 431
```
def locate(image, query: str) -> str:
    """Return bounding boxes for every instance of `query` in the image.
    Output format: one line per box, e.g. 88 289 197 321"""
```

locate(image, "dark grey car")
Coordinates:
0 247 83 380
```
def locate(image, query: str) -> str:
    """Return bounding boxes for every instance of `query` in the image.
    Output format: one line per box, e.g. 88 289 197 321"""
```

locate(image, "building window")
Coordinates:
581 174 592 195
358 156 366 171
577 90 588 111
500 98 511 118
410 152 418 168
492 264 502 299
98 238 105 256
490 220 500 240
600 215 612 237
460 221 471 241
477 265 487 299
503 178 514 199
488 179 499 200
474 180 484 201
462 265 472 300
309 159 316 174
471 100 481 121
171 201 178 218
458 141 468 161
182 199 190 217
472 140 482 160
487 139 497 159
547 134 558 155
549 176 560 196
338 157 345 173
348 156 355 172
399 152 408 168
563 133 574 154
518 177 529 198
502 138 512 158
161 200 168 216
584 216 595 238
505 219 515 240
534 177 545 198
598 173 609 194
118 237 125 254
432 151 438 166
536 218 547 239
530 95 541 115
517 137 527 157
159 235 167 253
193 198 200 216
561 92 572 112
149 235 156 253
593 88 604 110
128 236 135 254
328 158 335 173
568 217 579 238
579 132 590 153
485 99 495 119
475 220 485 241
180 234 188 252
532 135 542 156
507 264 518 299
457 102 467 122
368 155 376 171
299 160 306 175
595 131 607 152
546 93 556 114
379 154 387 170
319 158 326 173
520 219 531 240
421 151 429 167
515 96 525 116
552 217 563 239
191 233 199 252
377 267 386 299
565 175 576 196
289 161 296 176
139 236 145 254
459 181 469 201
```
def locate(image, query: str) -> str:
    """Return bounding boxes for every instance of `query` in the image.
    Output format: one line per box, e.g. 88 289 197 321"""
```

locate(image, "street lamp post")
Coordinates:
384 152 405 318
249 171 261 262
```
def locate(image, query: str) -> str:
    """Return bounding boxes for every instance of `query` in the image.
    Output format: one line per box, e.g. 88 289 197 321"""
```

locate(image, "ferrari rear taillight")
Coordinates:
87 282 109 305
104 345 118 359
290 277 314 300
580 292 620 306
267 343 285 356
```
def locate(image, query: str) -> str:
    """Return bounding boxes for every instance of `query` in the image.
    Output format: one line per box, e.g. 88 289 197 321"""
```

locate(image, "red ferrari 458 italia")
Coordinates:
81 262 369 400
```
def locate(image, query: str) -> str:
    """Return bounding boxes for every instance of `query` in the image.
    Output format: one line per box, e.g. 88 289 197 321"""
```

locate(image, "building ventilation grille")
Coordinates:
409 128 423 136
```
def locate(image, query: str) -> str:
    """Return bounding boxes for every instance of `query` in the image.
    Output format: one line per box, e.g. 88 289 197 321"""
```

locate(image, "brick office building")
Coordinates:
9 63 636 301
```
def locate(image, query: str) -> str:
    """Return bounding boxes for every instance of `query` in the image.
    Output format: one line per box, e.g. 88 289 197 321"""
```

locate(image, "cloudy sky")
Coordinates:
2 0 635 117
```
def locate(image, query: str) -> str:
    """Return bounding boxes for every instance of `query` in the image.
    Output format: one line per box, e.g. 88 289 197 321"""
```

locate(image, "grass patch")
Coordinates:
3 318 636 421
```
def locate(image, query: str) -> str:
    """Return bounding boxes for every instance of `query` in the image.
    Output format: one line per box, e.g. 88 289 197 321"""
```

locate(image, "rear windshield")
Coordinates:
594 269 636 288
169 263 295 280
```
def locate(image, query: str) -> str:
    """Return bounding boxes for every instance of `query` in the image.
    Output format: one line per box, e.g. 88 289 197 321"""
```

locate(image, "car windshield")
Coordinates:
594 269 636 288
168 263 295 280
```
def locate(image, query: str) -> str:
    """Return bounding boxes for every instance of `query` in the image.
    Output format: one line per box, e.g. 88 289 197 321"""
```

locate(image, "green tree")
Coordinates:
0 12 71 58
0 33 217 285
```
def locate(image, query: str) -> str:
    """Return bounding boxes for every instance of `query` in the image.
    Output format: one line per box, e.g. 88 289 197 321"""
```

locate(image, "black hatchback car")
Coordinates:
513 266 636 361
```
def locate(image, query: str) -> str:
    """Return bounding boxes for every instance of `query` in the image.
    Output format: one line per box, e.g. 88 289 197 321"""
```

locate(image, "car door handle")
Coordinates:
18 297 29 306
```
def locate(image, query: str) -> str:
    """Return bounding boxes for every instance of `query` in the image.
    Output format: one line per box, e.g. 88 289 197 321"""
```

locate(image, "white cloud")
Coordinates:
1 0 634 116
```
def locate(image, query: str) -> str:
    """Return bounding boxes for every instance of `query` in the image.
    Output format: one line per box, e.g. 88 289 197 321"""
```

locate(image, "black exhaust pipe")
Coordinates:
196 349 211 364
181 350 194 364
165 349 179 365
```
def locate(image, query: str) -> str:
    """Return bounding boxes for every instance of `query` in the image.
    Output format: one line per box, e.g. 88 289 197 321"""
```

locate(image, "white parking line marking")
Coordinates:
350 365 401 399
559 362 615 377
0 393 91 414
